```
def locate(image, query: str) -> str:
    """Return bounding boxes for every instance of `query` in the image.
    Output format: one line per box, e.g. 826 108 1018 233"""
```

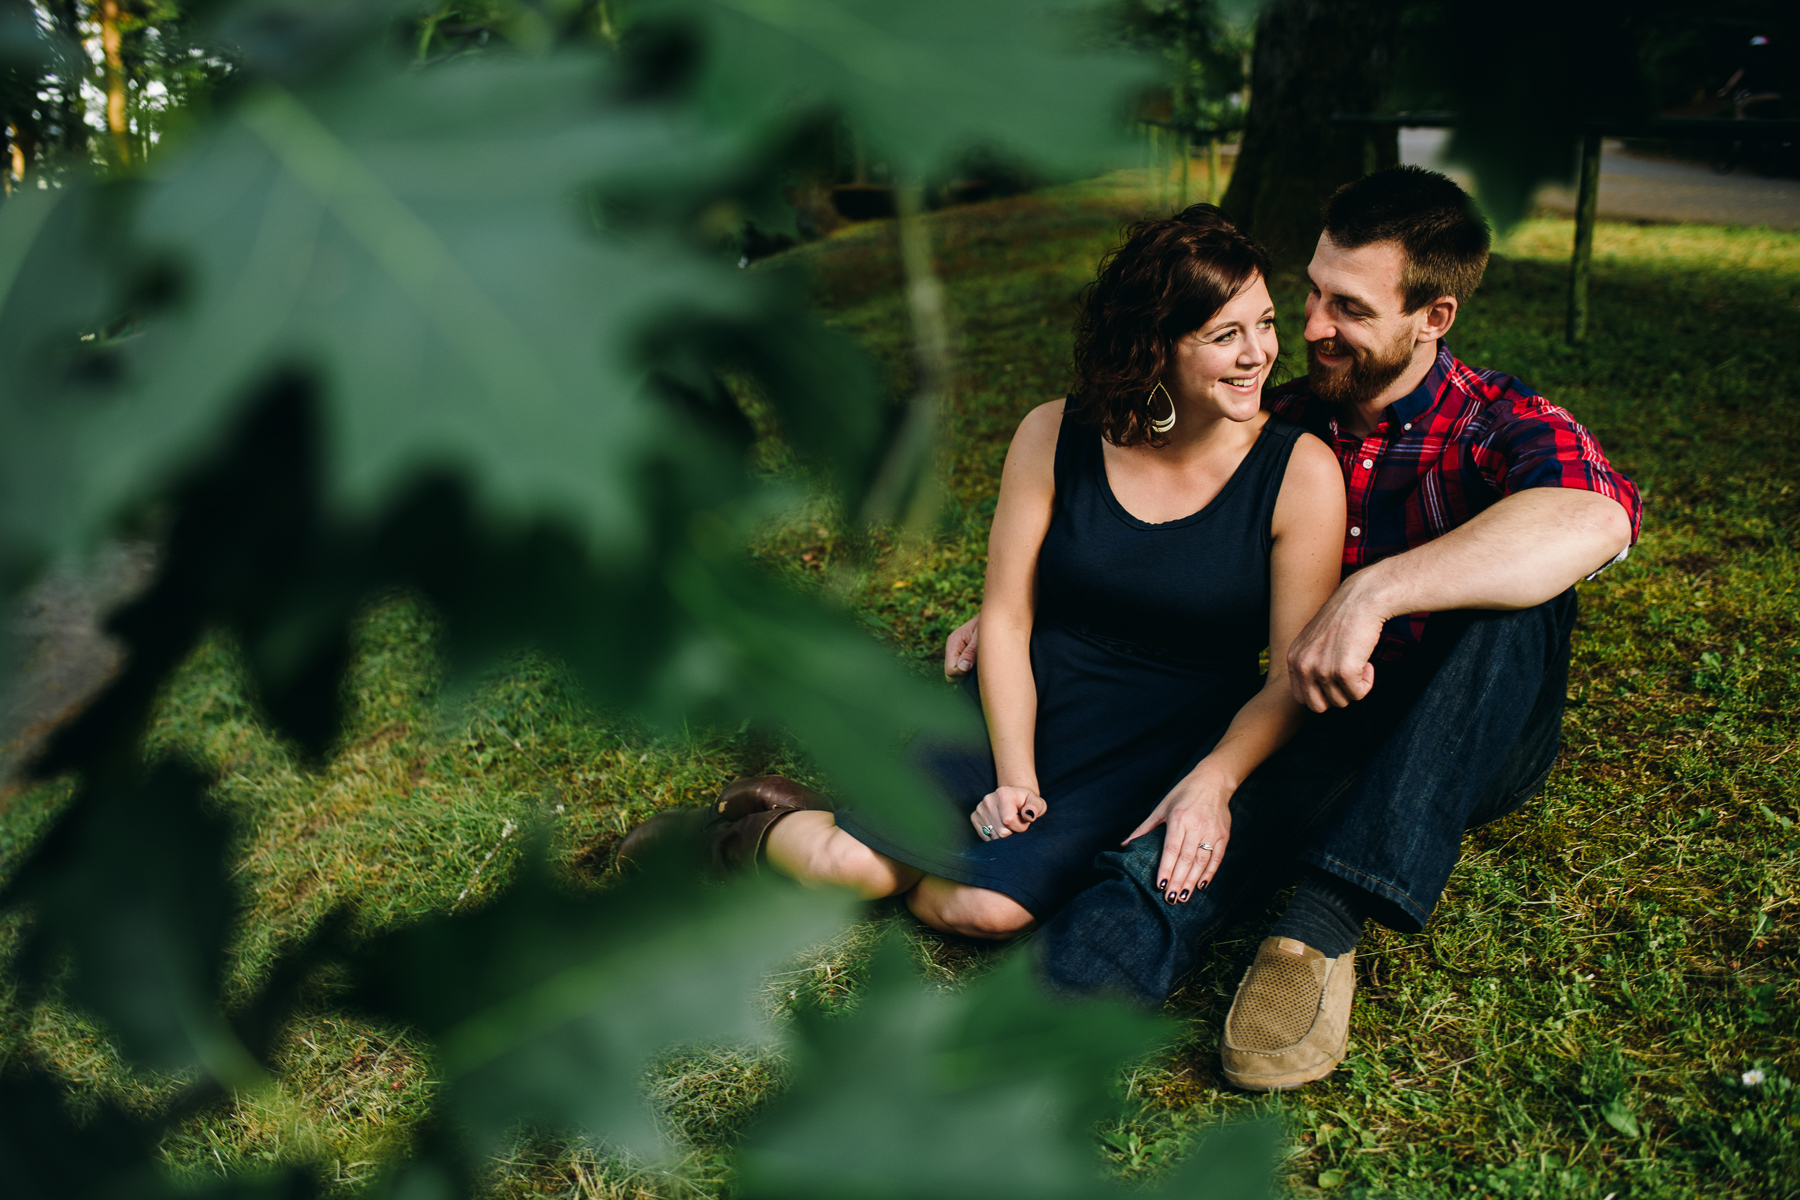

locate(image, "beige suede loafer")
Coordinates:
1219 936 1354 1092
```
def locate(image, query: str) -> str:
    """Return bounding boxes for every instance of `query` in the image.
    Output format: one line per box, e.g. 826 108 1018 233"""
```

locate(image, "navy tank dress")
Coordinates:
834 404 1306 918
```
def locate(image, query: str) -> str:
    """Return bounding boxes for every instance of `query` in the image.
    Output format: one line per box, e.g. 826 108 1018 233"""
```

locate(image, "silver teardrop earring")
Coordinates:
1147 380 1176 434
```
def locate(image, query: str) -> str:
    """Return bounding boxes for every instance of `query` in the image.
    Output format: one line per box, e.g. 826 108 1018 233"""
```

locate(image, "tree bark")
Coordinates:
101 0 131 165
1219 0 1402 266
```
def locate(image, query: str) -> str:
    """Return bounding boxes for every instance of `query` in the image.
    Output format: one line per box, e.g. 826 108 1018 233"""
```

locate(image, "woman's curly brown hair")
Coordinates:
1070 204 1273 448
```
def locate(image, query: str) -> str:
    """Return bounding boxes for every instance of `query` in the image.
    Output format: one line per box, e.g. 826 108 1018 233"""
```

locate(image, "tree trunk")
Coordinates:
101 0 131 165
8 121 35 186
1220 0 1402 266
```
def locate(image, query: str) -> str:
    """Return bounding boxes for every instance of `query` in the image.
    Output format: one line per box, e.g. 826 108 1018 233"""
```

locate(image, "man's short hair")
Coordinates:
1323 166 1491 313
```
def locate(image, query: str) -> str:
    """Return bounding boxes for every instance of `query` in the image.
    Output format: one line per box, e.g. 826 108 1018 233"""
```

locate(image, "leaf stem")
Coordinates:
860 181 945 532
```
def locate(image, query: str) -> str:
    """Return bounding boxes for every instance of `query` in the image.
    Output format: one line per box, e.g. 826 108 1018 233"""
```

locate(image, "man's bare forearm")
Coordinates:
1345 487 1631 618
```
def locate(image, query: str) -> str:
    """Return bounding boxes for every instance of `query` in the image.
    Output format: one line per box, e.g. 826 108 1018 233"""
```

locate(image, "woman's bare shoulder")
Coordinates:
1274 430 1346 522
1020 396 1066 432
1286 430 1342 485
1006 397 1067 460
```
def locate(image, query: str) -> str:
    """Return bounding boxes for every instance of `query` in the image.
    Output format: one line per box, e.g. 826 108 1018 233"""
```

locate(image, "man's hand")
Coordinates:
944 613 979 682
972 785 1043 839
1286 488 1633 712
1286 577 1386 712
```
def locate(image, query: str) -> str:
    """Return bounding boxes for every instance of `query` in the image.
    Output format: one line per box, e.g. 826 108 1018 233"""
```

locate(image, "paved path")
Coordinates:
0 543 156 796
1401 128 1800 230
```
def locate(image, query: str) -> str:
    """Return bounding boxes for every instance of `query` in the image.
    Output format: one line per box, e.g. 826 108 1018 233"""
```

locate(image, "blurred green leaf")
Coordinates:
200 0 427 84
1151 1118 1278 1200
0 1066 319 1198
683 276 894 509
0 1068 160 1200
348 843 854 1155
644 0 1161 176
1 762 263 1085
1213 0 1266 22
0 180 123 589
737 935 1174 1199
50 55 767 563
666 553 969 842
0 1066 321 1199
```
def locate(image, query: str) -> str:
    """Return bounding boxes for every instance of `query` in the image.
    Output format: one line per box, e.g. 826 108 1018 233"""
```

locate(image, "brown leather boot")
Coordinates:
714 775 835 819
706 807 802 874
616 778 824 875
615 806 713 872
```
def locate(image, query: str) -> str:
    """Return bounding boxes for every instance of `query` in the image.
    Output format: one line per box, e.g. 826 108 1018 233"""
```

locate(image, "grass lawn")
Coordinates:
1 173 1796 1199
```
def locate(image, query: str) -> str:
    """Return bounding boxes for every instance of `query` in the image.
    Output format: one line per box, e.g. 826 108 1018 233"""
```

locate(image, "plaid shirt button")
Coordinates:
1360 458 1373 469
1350 526 1362 536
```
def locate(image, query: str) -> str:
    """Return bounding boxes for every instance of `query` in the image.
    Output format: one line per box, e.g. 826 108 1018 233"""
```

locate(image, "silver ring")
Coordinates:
1200 842 1214 851
981 824 995 839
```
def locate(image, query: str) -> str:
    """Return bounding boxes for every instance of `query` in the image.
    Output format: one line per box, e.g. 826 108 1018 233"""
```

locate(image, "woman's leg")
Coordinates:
907 877 1037 941
764 810 925 899
762 812 1035 940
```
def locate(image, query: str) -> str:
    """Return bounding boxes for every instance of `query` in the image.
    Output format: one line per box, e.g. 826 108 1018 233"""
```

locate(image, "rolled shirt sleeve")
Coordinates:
1472 391 1644 560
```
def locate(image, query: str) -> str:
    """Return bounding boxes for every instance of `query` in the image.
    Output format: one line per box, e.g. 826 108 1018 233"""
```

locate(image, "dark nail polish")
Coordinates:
1200 881 1209 890
1166 891 1177 903
1023 810 1034 820
1158 879 1168 891
1178 890 1190 902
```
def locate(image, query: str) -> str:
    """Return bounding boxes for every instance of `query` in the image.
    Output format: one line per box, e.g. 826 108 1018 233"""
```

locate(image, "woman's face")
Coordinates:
1164 273 1278 425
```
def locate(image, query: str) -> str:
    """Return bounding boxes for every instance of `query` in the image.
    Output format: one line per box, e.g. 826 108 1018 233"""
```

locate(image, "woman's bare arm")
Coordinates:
968 399 1063 836
1124 432 1346 900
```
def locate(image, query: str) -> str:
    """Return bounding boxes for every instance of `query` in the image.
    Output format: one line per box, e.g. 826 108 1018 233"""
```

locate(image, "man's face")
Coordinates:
1302 234 1427 408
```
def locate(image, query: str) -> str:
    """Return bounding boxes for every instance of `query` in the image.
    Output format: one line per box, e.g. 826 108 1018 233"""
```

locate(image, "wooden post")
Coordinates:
1156 126 1169 207
1179 127 1190 209
1208 137 1220 204
1566 131 1602 346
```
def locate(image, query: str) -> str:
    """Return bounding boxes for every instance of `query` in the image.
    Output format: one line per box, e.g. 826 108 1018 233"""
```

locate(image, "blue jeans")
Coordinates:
1035 591 1578 1005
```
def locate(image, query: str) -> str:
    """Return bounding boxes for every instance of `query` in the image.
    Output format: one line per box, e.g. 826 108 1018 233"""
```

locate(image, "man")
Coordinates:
942 166 1641 1091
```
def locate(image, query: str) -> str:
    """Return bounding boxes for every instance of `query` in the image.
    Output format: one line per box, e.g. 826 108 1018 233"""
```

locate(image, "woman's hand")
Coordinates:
1122 769 1233 904
944 614 980 682
972 785 1045 840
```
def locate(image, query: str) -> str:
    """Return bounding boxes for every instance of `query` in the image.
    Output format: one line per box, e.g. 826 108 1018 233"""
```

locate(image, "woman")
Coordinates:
622 205 1345 940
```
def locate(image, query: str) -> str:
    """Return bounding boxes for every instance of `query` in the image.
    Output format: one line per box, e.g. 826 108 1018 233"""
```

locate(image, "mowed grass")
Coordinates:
0 172 1796 1198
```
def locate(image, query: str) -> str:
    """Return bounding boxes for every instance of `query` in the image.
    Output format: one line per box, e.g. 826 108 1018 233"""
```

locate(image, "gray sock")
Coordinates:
1268 868 1366 958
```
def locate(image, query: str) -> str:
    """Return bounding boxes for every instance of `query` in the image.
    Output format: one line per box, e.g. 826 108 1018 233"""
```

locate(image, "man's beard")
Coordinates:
1306 332 1416 407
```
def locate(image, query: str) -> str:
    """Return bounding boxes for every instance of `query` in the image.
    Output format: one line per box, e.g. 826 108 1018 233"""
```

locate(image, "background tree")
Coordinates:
1115 0 1251 133
2 1 229 186
1222 0 1799 265
1217 0 1399 266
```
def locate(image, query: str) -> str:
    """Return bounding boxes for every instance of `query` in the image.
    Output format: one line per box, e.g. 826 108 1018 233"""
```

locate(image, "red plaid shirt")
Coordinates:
1267 344 1643 660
